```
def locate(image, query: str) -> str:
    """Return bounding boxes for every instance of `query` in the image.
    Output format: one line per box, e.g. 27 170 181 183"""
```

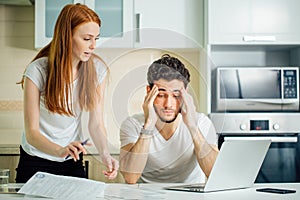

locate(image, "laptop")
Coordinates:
165 139 271 193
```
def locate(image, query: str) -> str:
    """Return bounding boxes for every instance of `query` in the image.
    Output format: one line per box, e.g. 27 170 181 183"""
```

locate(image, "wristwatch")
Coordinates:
140 126 154 135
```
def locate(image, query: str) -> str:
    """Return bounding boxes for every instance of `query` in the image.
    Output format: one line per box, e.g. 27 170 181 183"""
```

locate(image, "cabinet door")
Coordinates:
0 155 20 183
35 0 133 49
85 0 134 48
134 0 203 48
208 0 300 44
35 0 83 49
83 155 125 183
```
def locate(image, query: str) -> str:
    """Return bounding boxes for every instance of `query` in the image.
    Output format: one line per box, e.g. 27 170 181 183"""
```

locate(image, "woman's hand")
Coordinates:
101 154 119 179
59 141 89 161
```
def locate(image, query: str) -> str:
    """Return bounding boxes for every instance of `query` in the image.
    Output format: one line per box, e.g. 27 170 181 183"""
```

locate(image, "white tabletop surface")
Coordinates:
0 183 299 200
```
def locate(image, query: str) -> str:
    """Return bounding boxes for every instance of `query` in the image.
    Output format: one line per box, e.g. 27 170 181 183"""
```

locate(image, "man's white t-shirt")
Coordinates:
120 113 218 183
21 57 107 162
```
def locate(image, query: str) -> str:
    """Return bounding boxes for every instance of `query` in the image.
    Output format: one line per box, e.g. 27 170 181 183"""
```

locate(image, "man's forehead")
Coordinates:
158 88 180 93
155 84 183 92
154 80 183 93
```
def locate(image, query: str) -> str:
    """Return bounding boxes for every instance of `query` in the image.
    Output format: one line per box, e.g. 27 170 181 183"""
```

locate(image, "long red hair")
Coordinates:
19 4 106 116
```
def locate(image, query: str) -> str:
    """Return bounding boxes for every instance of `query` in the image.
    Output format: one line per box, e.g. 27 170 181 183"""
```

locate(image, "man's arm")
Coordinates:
180 88 219 178
119 85 159 184
189 127 219 177
119 135 152 184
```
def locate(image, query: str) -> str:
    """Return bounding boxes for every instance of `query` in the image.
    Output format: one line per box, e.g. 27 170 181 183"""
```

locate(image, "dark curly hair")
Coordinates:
147 54 190 88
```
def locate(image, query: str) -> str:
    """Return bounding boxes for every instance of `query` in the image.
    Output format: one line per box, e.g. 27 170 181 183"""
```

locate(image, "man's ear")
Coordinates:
146 85 151 93
185 85 189 92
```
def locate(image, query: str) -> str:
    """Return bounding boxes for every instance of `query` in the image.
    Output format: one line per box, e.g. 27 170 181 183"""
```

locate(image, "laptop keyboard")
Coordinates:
183 184 205 192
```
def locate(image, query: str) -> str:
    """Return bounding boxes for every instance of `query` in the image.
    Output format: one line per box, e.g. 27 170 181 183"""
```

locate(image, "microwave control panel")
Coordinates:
283 70 297 98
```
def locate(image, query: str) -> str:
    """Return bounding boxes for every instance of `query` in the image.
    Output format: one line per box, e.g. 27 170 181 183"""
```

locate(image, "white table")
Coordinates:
134 183 300 200
0 183 299 199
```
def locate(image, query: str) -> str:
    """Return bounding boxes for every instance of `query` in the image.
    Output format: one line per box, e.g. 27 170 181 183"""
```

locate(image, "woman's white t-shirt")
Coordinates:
21 57 107 162
120 113 218 183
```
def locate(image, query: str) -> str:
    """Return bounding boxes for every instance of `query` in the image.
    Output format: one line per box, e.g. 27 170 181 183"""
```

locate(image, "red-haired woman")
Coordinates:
16 3 118 183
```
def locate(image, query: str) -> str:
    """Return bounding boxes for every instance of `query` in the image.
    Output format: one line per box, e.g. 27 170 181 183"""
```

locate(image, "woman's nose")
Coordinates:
90 40 96 49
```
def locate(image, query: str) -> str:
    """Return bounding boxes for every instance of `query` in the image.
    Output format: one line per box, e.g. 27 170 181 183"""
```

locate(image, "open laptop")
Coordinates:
165 139 271 193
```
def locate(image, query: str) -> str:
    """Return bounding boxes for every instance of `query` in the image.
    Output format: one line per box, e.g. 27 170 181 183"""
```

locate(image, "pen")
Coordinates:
65 138 90 160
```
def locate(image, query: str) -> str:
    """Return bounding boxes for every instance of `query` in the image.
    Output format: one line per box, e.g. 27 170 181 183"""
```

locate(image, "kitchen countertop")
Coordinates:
0 183 299 200
0 144 20 155
0 144 119 155
0 130 119 155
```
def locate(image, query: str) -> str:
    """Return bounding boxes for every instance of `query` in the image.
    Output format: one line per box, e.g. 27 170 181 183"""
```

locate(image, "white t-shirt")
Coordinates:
21 57 107 162
120 113 218 183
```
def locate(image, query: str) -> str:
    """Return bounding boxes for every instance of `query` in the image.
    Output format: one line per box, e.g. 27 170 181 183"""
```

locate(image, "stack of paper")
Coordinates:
18 172 105 199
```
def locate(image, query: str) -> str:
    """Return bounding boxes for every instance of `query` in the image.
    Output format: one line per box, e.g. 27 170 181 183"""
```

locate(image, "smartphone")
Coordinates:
256 188 296 194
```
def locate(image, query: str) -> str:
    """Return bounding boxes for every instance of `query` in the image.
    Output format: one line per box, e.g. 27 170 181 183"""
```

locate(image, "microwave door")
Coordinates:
220 69 241 99
238 69 281 99
217 67 299 112
219 69 281 99
218 68 281 111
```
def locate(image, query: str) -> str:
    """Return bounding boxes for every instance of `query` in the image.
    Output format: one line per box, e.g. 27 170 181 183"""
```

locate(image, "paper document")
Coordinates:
104 185 166 200
18 172 105 199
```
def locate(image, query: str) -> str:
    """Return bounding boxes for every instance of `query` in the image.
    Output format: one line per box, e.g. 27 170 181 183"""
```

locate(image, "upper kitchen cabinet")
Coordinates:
207 0 300 45
134 0 203 48
85 0 133 48
35 0 203 49
35 0 134 49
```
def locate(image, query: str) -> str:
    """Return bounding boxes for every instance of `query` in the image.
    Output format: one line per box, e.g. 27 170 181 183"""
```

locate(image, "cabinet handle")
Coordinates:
136 13 141 43
243 35 276 42
84 160 89 179
224 136 297 143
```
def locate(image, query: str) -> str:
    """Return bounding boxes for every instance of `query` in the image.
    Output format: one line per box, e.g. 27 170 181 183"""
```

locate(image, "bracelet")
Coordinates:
140 126 154 135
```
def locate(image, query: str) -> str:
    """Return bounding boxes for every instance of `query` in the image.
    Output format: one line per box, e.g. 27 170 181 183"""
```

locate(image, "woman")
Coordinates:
16 3 118 183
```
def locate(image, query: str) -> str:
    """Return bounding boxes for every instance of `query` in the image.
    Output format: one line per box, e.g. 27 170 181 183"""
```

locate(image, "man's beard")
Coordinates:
154 106 180 123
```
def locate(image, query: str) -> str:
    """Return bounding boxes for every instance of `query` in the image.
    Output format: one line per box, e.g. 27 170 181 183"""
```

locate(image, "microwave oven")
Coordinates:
216 67 299 111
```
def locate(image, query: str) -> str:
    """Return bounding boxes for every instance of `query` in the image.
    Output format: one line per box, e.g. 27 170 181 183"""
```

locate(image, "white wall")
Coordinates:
0 5 36 144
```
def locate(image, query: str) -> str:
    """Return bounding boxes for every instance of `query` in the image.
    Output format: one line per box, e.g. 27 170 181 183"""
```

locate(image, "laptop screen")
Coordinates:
165 139 271 193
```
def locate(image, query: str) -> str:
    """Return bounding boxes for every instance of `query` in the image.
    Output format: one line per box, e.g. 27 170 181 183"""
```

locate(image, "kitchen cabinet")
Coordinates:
0 149 124 183
203 0 300 114
133 0 203 48
85 0 134 48
35 0 133 49
35 0 203 49
207 0 300 45
0 155 19 183
0 145 20 183
83 154 125 183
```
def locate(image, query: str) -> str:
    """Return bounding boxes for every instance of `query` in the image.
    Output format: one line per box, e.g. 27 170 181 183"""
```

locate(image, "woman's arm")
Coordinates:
23 77 87 160
88 78 119 179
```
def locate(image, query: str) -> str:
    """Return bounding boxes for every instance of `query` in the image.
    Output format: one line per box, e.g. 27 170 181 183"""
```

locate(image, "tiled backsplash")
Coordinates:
0 109 23 145
0 100 22 111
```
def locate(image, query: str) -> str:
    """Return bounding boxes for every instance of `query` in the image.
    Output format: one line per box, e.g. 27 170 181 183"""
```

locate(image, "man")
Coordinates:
119 54 219 184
